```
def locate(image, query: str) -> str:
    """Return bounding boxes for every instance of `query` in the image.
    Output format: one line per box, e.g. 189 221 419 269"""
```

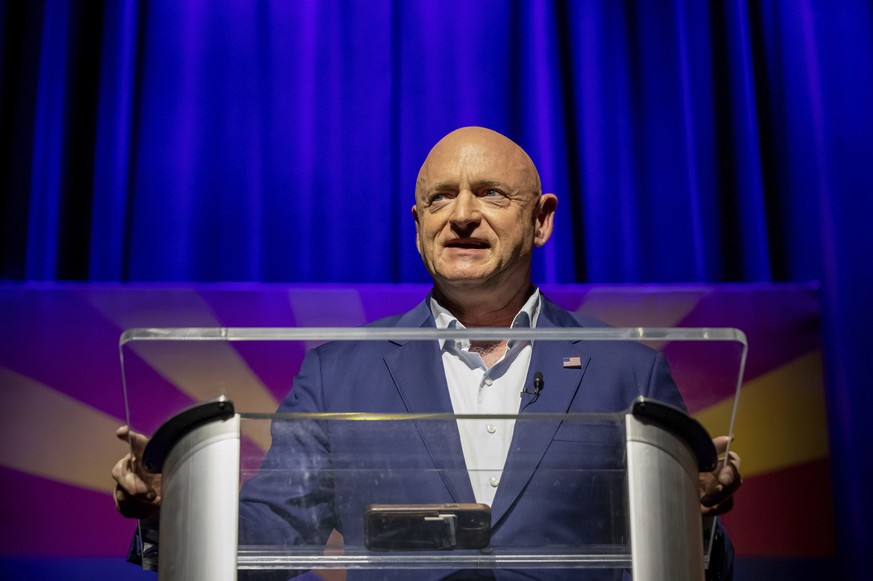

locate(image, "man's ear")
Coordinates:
533 193 558 247
411 204 422 255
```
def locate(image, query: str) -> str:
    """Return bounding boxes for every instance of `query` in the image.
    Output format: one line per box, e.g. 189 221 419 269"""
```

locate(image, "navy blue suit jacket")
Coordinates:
237 297 732 580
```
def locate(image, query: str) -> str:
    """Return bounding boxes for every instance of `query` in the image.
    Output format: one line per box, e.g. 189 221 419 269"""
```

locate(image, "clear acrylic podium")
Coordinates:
120 327 745 581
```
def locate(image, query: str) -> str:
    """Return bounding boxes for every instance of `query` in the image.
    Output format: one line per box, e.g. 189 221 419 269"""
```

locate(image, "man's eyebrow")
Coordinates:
471 179 506 189
428 181 459 192
428 179 508 192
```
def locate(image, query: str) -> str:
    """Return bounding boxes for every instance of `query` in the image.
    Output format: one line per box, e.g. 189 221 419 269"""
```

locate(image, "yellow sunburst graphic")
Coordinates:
694 351 828 477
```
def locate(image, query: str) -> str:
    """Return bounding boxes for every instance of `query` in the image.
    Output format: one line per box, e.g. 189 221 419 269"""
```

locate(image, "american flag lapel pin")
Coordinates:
562 356 582 369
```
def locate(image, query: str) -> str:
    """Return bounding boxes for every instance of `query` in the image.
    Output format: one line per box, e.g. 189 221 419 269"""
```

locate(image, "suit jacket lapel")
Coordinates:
382 302 475 503
490 299 592 528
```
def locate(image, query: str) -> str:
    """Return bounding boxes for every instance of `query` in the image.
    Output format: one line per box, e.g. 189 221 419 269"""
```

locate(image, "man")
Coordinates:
114 127 741 579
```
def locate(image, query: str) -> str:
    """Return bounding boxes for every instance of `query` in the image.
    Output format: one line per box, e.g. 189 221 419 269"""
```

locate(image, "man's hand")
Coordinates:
112 425 162 519
699 435 741 515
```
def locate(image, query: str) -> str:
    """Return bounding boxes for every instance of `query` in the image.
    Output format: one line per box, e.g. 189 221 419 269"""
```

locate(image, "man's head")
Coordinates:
412 127 557 301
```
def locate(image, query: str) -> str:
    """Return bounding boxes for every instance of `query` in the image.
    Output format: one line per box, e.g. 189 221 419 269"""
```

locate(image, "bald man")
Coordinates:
114 127 739 580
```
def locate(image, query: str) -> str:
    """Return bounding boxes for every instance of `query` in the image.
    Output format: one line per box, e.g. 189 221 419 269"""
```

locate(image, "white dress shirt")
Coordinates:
429 290 541 506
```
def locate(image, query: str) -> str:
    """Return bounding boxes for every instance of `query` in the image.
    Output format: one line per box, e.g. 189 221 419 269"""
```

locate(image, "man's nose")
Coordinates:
449 190 481 229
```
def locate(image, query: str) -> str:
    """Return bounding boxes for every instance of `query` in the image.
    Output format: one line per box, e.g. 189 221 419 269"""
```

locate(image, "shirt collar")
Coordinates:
429 288 542 349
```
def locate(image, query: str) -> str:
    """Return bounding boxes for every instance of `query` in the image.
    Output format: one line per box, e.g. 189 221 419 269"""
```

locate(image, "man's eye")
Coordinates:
428 193 449 205
483 188 502 197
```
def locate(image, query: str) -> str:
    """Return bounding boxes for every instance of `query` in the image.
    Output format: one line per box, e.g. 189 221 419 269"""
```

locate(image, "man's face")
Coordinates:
412 128 556 293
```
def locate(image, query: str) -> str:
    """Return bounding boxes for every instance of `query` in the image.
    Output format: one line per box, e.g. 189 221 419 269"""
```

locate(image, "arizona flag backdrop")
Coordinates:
0 282 829 578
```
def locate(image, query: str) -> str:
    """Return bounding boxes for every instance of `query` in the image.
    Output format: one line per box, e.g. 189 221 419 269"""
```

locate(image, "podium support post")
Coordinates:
156 413 241 581
626 413 706 581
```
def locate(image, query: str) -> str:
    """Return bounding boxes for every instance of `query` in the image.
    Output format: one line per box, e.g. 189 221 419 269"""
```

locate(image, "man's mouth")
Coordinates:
445 239 489 249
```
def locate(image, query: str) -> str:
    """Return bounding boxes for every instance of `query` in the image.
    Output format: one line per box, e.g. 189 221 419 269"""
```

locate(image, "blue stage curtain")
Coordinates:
1 0 871 576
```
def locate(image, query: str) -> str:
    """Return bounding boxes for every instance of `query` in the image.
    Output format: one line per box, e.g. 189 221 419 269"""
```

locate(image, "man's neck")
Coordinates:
432 282 535 328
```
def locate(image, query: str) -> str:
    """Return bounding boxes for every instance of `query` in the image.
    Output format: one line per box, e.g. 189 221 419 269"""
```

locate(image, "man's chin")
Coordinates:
429 261 531 296
433 270 495 289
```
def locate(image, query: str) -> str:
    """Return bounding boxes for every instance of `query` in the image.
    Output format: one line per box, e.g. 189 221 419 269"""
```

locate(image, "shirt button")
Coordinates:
489 476 500 488
486 424 497 434
483 378 493 386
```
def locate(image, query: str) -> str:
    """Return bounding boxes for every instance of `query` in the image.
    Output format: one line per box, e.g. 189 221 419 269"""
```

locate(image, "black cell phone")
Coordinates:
364 503 491 551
